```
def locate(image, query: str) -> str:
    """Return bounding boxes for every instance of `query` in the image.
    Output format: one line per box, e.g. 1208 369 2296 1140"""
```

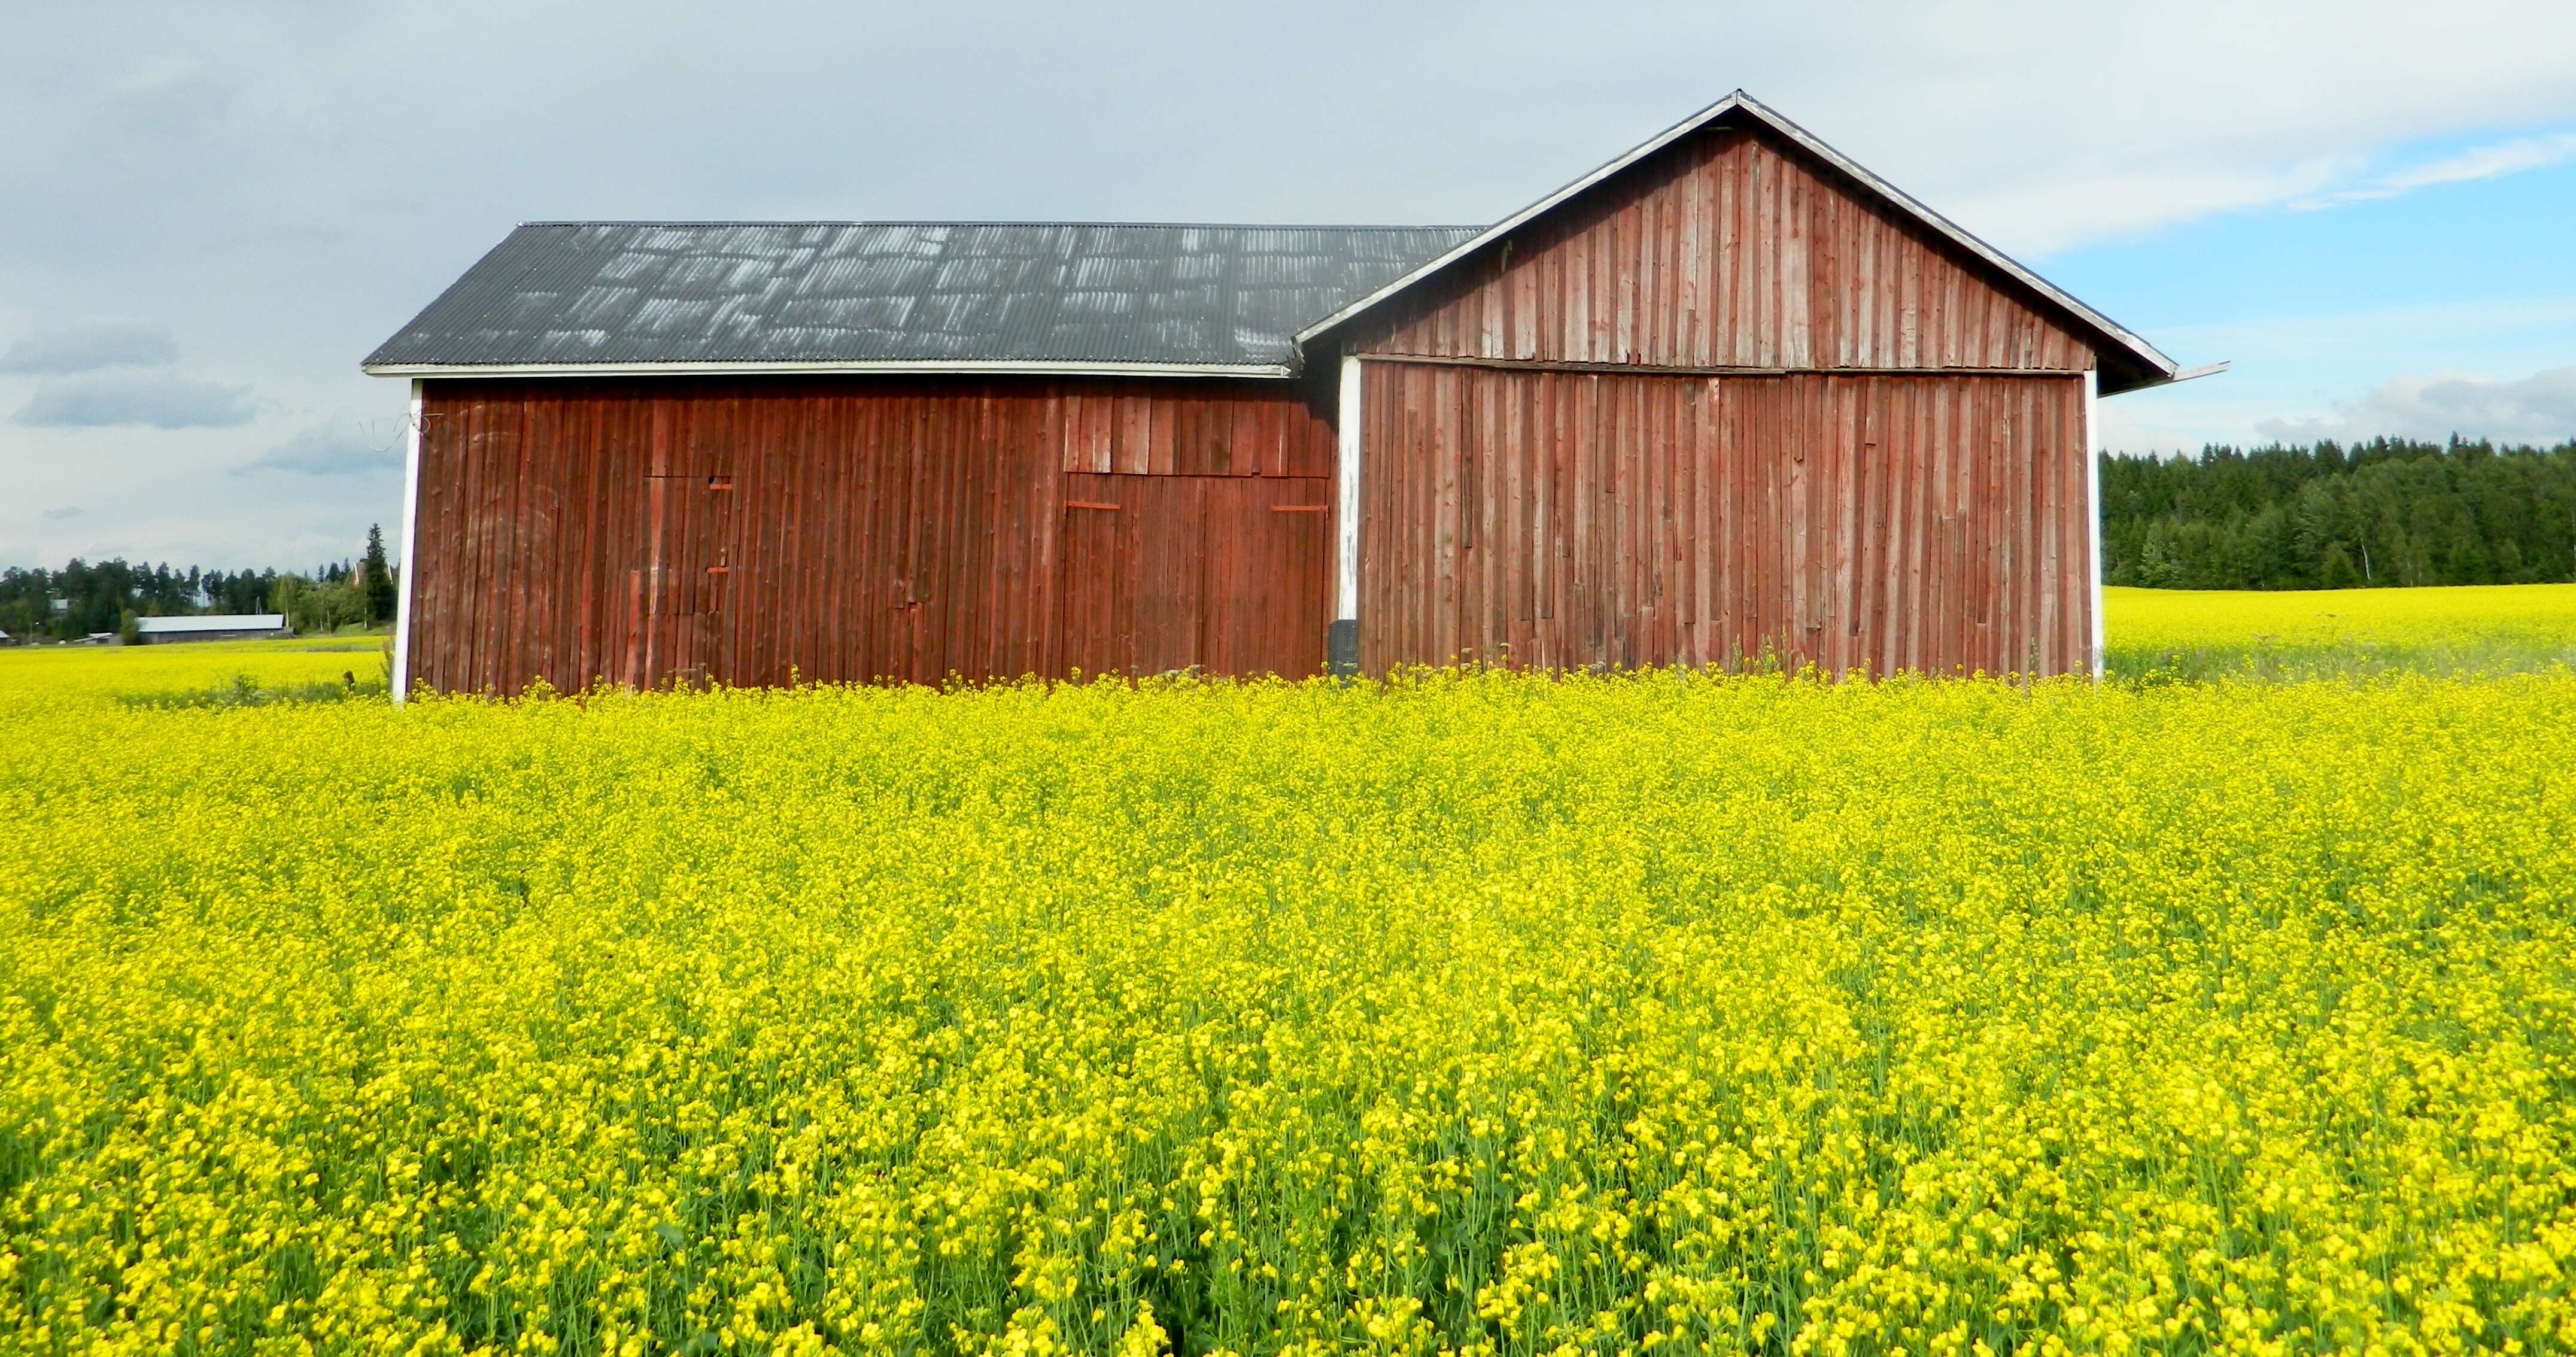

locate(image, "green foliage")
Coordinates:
2102 436 2576 590
0 559 282 640
2106 634 2570 684
0 528 405 642
360 523 398 626
271 572 373 635
114 669 386 710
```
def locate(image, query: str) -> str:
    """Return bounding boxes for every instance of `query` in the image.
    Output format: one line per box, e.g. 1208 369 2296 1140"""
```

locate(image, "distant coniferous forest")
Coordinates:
0 560 290 640
0 527 398 640
2101 437 2576 590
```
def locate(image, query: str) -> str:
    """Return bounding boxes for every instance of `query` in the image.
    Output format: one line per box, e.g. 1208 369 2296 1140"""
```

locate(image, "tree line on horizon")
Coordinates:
0 526 398 642
2101 436 2576 590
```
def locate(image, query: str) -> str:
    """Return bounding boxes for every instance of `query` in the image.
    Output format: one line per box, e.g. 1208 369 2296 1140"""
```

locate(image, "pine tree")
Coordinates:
360 526 397 626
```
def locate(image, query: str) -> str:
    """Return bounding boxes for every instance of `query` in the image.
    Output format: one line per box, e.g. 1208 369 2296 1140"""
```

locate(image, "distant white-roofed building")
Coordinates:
135 614 293 643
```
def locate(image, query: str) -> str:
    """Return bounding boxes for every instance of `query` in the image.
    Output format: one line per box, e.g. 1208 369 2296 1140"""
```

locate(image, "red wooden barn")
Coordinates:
367 92 2213 696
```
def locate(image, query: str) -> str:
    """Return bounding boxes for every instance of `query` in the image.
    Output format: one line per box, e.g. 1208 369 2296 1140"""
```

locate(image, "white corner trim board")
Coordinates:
392 380 423 704
2085 368 2104 681
1335 355 1364 624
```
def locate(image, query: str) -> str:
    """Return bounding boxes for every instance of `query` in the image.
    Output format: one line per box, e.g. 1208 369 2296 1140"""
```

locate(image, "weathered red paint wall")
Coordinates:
1345 124 2101 377
1342 117 2103 678
1353 364 2091 678
406 375 1336 694
1058 473 1331 681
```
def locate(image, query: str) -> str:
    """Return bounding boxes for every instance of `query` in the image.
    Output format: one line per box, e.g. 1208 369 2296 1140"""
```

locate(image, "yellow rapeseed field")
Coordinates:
2106 582 2576 651
3 596 2574 1356
2103 583 2576 679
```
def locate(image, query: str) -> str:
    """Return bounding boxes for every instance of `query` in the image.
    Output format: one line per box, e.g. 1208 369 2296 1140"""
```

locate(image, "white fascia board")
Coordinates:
360 359 1295 380
1290 91 2183 390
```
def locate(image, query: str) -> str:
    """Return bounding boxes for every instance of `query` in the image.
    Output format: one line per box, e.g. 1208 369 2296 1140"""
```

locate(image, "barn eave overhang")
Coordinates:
361 359 1299 380
1290 90 2191 398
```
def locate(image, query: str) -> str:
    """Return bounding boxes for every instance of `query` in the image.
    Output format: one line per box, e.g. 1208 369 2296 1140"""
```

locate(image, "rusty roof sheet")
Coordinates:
364 222 1481 375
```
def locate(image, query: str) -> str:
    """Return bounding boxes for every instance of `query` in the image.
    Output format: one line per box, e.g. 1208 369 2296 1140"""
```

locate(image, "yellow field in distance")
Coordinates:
2106 581 2576 648
9 581 2569 700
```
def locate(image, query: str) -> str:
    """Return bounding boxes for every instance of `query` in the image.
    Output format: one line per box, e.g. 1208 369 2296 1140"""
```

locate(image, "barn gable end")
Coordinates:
1323 102 2138 679
1338 122 2100 377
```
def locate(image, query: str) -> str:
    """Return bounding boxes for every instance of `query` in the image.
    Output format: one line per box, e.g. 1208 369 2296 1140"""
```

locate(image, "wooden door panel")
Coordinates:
1055 472 1330 681
701 475 734 684
1204 476 1329 679
633 473 736 687
1058 487 1129 680
1132 477 1206 676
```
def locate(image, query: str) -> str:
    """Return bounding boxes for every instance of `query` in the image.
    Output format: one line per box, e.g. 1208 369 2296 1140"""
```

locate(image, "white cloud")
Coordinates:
2094 401 2205 458
2255 365 2576 446
1947 159 2358 258
12 372 255 429
2152 296 2576 360
237 420 403 476
7 0 2576 562
2291 130 2576 210
0 321 178 374
2085 295 2576 454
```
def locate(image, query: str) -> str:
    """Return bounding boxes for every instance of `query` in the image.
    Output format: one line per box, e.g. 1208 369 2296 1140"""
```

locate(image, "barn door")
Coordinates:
1131 478 1207 675
1057 487 1131 680
632 472 734 687
1202 478 1329 678
1057 475 1205 679
1055 473 1330 679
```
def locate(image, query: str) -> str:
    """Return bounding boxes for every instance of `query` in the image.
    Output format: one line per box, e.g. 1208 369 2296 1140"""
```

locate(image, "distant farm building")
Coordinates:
367 92 2212 696
135 614 292 644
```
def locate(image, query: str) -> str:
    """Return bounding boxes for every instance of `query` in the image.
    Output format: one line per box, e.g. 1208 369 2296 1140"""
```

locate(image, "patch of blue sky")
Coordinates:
2042 133 2576 450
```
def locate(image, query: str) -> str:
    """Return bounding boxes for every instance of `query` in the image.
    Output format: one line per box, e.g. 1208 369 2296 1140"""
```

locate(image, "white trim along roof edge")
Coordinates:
362 359 1298 380
1290 91 2186 392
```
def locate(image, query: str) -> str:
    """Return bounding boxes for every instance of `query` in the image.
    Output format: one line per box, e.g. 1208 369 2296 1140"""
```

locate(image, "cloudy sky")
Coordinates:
7 1 2576 569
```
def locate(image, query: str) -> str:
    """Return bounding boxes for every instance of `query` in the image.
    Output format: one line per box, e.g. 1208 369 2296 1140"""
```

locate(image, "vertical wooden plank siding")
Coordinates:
1355 363 2091 678
1055 473 1332 680
1347 125 2098 377
407 375 1336 694
1334 117 2111 679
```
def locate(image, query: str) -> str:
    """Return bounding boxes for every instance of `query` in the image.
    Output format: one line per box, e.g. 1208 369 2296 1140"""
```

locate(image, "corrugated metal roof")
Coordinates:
364 223 1481 375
